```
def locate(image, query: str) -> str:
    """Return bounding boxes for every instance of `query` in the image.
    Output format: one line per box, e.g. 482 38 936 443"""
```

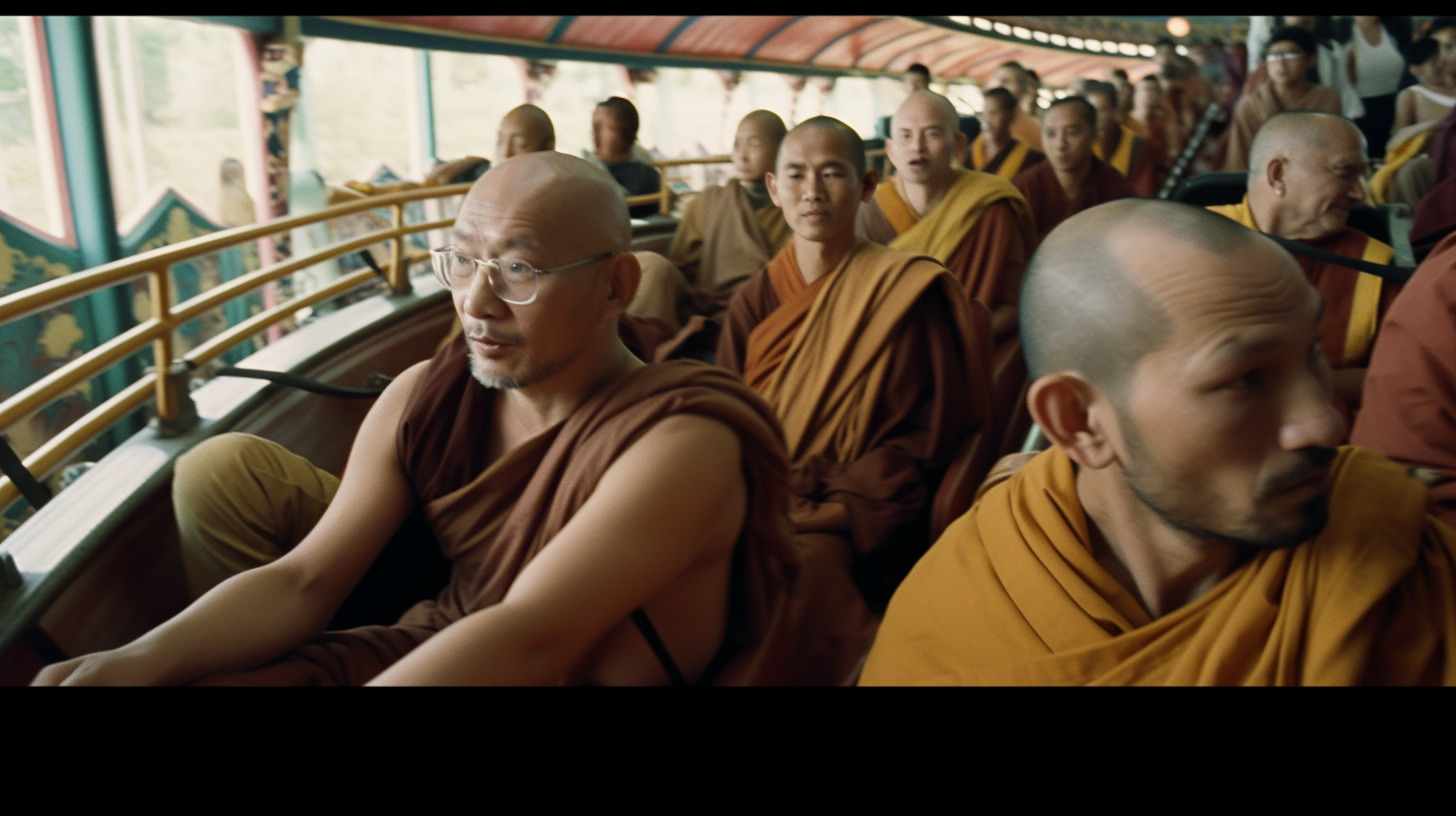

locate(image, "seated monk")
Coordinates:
629 111 792 328
593 96 662 219
1131 75 1181 165
970 88 1046 182
1222 27 1342 172
1371 38 1455 208
423 104 558 187
1014 96 1135 242
857 89 1035 456
985 61 1044 151
1208 112 1400 412
1085 81 1165 198
34 152 794 686
717 116 993 674
1351 230 1456 527
861 199 1456 685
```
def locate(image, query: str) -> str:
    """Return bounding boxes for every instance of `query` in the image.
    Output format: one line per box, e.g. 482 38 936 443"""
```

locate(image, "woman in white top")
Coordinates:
1349 16 1413 158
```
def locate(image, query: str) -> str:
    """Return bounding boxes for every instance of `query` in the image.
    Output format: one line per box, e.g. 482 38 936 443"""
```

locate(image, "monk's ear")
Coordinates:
859 168 879 202
601 252 641 321
765 170 782 207
1266 156 1287 197
1028 373 1118 470
954 130 969 160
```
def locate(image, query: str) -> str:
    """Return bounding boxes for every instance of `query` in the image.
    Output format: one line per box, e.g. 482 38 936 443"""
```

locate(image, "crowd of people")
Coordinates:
32 16 1456 686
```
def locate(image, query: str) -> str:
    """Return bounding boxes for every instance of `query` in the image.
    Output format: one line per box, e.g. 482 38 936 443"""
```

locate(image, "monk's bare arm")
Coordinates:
33 364 428 686
368 413 747 685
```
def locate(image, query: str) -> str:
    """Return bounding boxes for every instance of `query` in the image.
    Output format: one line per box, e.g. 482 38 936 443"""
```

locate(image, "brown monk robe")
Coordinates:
666 179 792 318
1015 157 1133 242
1351 231 1456 527
856 165 1034 459
970 135 1045 180
664 111 793 321
1086 81 1165 198
195 349 795 685
718 240 990 608
1015 97 1135 243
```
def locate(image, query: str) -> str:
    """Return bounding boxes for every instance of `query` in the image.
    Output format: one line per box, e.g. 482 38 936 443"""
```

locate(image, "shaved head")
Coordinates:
1022 199 1265 394
497 104 556 160
783 116 867 179
741 109 788 143
894 89 960 134
1247 111 1364 187
459 151 631 255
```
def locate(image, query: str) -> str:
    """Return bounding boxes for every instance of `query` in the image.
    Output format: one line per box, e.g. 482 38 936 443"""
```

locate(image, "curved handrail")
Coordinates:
0 183 474 511
0 148 770 512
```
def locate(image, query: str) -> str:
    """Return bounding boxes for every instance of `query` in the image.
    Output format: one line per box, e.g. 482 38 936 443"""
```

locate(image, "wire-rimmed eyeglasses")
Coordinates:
430 246 618 305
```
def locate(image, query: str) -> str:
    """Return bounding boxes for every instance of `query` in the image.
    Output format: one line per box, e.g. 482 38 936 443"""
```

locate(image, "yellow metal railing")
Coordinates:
0 182 471 510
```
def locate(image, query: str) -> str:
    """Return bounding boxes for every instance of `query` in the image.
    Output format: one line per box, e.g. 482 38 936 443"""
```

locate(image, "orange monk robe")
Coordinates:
1222 82 1342 171
1014 157 1135 243
718 240 992 606
969 136 1046 182
855 170 1036 457
1094 124 1164 198
1351 232 1456 527
666 179 793 318
1208 197 1399 369
861 445 1456 685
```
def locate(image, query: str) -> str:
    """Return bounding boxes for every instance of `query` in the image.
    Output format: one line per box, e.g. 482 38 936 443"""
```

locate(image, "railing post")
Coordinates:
149 360 198 438
390 202 411 295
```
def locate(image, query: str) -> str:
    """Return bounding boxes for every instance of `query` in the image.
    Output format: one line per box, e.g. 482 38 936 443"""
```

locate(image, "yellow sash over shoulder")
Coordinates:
862 446 1456 685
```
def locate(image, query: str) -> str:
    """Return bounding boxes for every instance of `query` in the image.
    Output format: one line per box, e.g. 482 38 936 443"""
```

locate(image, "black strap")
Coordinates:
631 607 689 687
1265 234 1416 284
215 367 385 398
0 433 52 510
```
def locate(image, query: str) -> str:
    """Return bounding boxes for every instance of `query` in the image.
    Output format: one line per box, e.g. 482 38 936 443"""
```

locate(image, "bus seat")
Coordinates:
1171 171 1246 207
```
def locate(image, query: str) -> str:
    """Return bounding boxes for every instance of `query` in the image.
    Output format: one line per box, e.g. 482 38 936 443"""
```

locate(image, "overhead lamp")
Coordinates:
993 22 1011 36
1068 36 1084 49
1050 33 1067 46
1166 16 1192 38
973 17 992 31
1086 39 1102 52
949 15 970 25
1012 26 1030 39
1138 43 1156 57
1118 42 1138 56
1033 30 1049 43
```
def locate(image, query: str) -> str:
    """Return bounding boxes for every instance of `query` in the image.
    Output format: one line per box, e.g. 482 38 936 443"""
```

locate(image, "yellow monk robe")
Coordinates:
1093 124 1163 198
1208 197 1397 367
970 136 1045 181
1009 108 1043 152
1371 129 1432 206
667 179 793 318
861 446 1456 685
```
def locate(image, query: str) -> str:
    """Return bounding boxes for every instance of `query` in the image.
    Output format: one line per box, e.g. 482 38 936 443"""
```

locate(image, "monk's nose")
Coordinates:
461 267 505 320
1280 371 1346 451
